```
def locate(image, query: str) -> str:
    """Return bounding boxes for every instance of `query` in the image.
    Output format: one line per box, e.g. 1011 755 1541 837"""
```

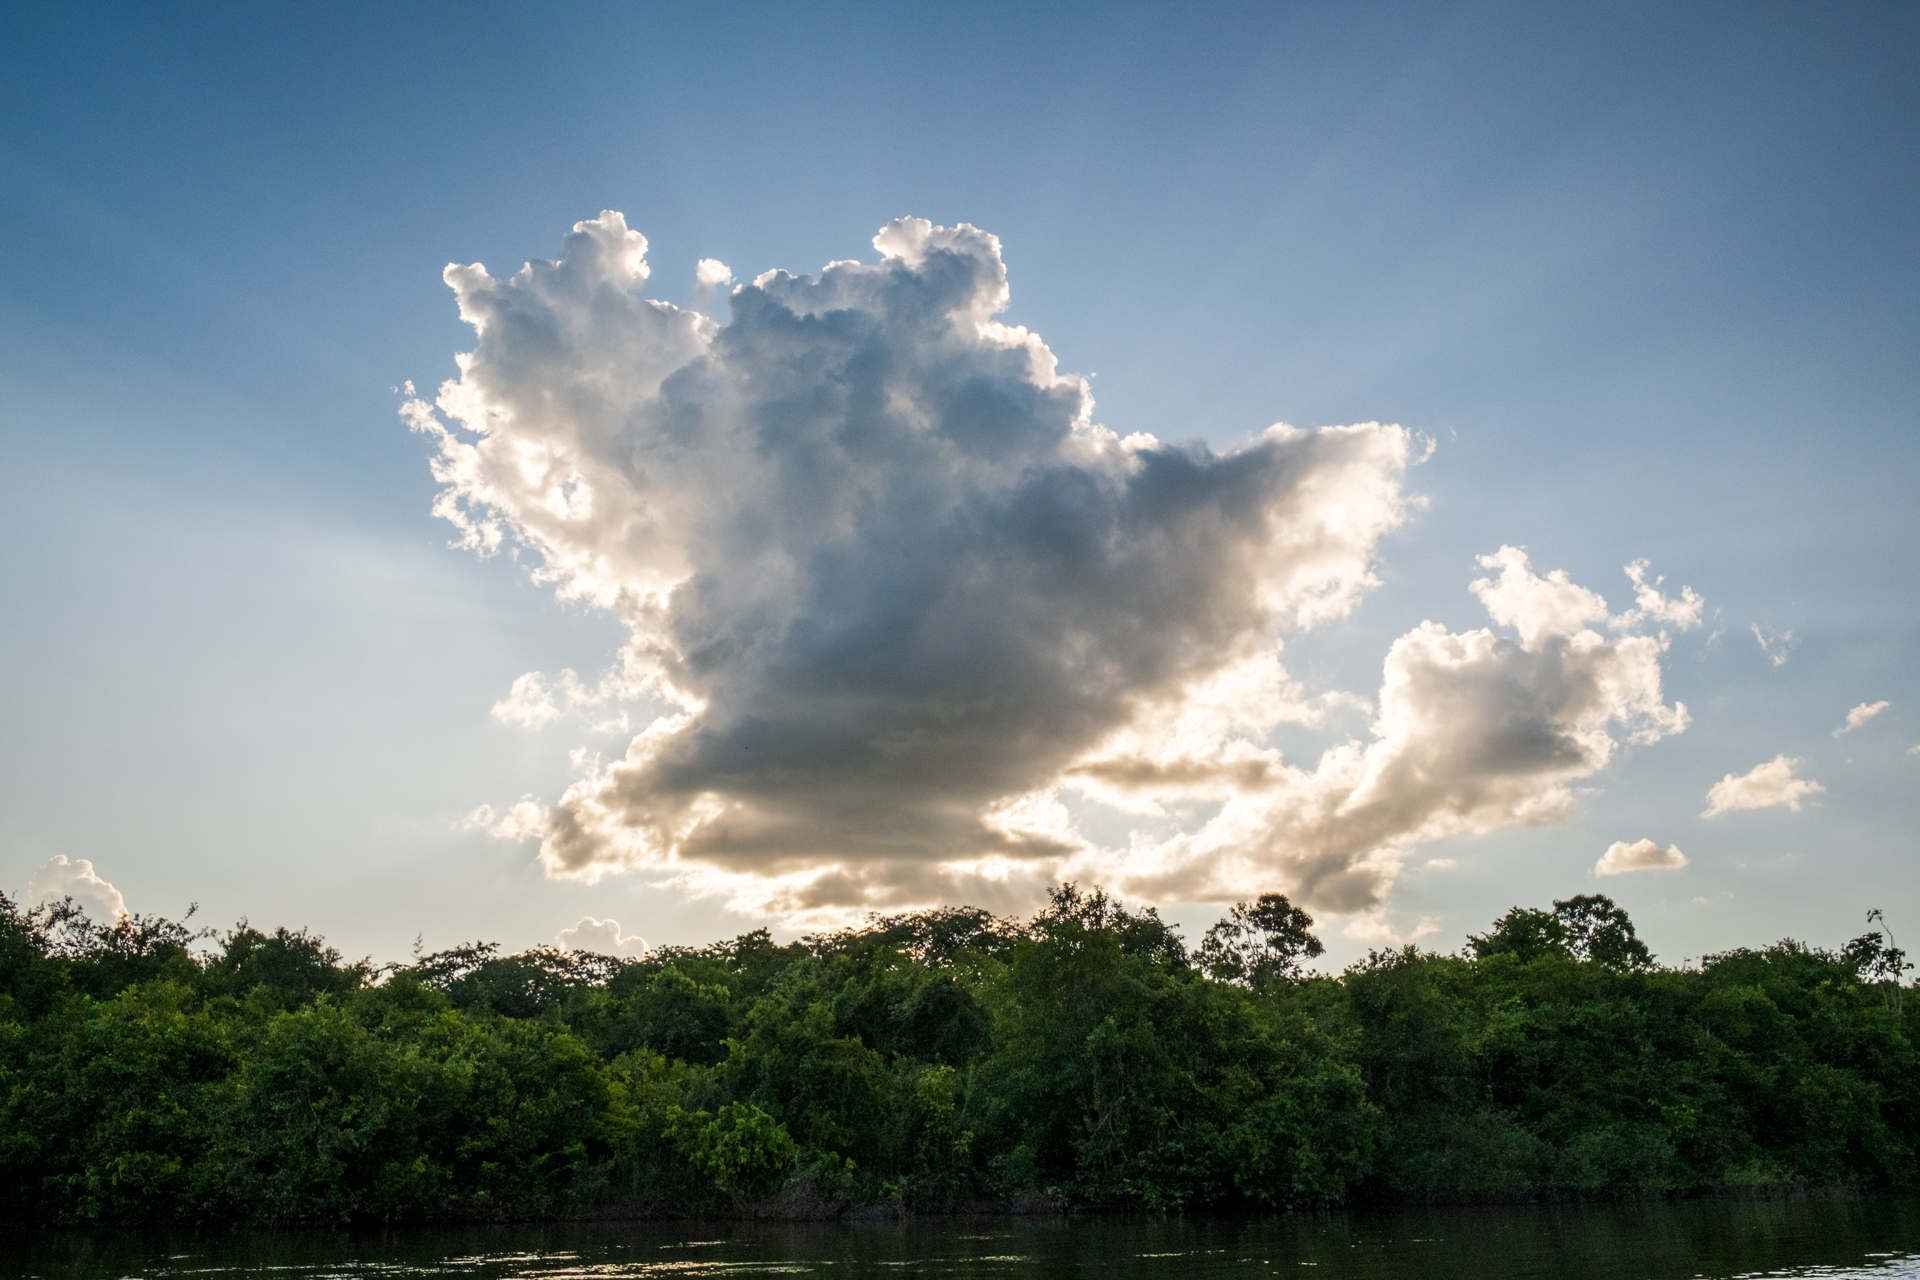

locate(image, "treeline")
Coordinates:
0 885 1913 1224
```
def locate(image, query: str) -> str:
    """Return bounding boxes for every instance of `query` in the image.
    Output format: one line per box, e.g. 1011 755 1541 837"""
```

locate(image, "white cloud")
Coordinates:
491 671 570 730
464 798 549 842
694 258 732 287
1612 560 1704 631
412 213 1691 925
1833 700 1890 736
1469 545 1609 648
1425 858 1457 869
27 855 127 920
1752 624 1795 667
489 668 636 733
1344 912 1442 946
1701 755 1825 818
555 915 648 956
1594 837 1687 876
1072 547 1691 915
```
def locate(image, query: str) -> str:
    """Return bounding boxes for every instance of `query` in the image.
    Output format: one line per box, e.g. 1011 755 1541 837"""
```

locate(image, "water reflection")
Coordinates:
8 1197 1920 1280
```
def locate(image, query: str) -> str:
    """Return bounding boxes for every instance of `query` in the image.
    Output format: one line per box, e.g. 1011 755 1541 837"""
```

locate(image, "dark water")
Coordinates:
8 1198 1920 1280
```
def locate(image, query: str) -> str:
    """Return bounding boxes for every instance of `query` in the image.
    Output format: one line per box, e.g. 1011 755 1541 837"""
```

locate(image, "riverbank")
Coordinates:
9 1196 1920 1280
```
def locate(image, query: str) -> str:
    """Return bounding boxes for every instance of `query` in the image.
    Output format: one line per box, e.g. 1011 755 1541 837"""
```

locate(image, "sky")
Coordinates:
2 0 1916 970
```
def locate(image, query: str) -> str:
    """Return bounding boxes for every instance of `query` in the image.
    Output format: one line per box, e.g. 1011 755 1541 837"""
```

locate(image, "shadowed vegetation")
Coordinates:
0 886 1911 1223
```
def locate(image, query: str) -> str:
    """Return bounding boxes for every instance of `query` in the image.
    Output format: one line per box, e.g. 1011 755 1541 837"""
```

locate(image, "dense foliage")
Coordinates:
0 885 1912 1223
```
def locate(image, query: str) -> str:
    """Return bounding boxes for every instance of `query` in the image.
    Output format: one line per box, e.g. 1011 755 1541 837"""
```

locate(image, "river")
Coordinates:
8 1197 1920 1280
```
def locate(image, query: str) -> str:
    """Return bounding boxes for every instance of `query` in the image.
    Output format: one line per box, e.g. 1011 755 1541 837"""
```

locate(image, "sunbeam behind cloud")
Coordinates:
409 213 1694 924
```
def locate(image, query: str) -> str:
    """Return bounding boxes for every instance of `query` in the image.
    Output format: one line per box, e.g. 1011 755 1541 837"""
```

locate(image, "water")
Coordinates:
8 1198 1920 1280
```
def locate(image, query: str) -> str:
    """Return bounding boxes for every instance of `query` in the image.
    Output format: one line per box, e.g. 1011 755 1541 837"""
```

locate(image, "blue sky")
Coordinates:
2 1 1915 967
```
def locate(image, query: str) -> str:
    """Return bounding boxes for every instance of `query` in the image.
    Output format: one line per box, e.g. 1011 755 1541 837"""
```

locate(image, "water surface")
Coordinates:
10 1197 1920 1280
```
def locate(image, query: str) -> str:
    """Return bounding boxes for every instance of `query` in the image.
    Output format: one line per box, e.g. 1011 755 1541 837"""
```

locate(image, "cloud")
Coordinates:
1344 912 1441 946
492 671 572 730
1833 700 1890 737
1077 546 1692 914
413 213 1691 925
490 669 633 733
1425 858 1456 869
1594 838 1687 876
464 798 549 841
27 855 127 920
694 258 733 287
1701 755 1825 818
1752 624 1795 667
1612 560 1704 631
1469 545 1608 648
555 915 648 956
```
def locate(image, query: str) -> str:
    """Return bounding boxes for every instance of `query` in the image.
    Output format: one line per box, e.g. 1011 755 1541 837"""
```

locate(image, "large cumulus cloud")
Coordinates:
410 212 1693 924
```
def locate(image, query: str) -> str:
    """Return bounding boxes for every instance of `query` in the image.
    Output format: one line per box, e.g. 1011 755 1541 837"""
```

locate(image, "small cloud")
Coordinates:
1833 700 1890 737
492 671 569 729
1344 913 1442 946
556 915 648 957
1702 755 1825 818
1612 560 1704 632
1425 858 1456 870
1595 838 1687 876
464 798 549 842
27 855 128 920
1751 624 1795 667
1909 744 1920 756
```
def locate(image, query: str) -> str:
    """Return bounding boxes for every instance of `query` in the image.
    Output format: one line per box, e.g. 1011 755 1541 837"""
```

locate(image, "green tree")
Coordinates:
1470 894 1652 971
1199 893 1325 987
667 1101 796 1199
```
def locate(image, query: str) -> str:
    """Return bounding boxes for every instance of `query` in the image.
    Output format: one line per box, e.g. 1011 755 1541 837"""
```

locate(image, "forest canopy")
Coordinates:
0 885 1912 1224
